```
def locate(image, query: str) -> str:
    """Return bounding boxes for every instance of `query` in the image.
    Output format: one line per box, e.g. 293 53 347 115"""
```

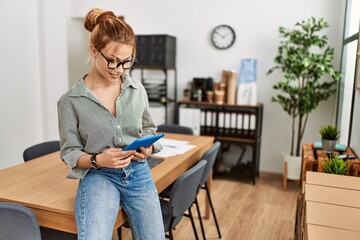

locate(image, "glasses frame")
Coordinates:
98 50 134 70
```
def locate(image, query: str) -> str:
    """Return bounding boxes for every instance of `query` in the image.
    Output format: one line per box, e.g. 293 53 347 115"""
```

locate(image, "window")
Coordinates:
337 0 360 152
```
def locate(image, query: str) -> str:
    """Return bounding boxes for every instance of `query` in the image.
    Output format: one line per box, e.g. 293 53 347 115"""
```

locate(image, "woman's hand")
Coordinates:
97 148 136 169
132 145 153 161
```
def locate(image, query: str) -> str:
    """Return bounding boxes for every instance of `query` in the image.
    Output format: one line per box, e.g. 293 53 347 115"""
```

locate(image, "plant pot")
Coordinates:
322 139 337 153
283 152 301 180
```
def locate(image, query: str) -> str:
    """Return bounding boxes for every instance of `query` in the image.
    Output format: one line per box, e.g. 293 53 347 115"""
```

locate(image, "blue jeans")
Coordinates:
75 160 165 240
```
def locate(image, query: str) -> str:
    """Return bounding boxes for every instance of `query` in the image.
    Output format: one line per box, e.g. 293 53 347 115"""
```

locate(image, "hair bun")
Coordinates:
96 11 117 24
84 8 117 32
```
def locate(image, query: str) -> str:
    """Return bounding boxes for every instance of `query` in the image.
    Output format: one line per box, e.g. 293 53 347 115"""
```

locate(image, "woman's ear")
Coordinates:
89 45 96 56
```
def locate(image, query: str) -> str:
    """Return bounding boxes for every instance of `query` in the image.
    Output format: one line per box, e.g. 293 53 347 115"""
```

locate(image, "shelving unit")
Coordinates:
178 100 263 184
132 34 177 124
130 66 177 124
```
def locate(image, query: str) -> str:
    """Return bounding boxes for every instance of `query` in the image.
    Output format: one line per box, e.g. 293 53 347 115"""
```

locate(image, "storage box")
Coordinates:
305 171 360 239
148 49 175 67
135 35 149 66
135 35 176 67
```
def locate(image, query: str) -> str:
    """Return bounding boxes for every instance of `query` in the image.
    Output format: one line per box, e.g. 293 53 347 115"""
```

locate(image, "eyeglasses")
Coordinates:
98 50 134 70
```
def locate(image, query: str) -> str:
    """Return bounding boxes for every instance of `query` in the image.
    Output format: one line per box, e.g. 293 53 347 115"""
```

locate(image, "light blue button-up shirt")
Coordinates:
57 73 161 179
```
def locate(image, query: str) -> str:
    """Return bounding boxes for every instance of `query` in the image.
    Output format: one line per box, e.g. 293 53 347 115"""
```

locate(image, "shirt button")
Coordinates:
117 125 120 129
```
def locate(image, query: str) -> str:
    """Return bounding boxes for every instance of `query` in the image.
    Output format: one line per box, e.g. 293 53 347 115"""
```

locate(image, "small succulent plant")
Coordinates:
322 155 349 175
319 124 341 140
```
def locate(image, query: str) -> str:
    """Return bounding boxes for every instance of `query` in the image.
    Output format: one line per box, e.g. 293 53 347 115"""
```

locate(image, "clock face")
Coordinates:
211 25 236 50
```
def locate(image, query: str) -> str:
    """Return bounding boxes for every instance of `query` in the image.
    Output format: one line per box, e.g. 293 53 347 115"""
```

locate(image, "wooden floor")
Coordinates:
114 176 298 240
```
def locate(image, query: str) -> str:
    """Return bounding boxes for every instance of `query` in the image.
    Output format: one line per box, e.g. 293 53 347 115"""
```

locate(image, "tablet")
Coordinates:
123 133 165 152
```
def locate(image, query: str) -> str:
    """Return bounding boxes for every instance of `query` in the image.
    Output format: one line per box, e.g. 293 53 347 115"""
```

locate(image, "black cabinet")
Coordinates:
132 35 177 124
135 35 176 68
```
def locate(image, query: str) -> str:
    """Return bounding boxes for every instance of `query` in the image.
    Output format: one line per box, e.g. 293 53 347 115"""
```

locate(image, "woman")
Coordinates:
57 8 164 240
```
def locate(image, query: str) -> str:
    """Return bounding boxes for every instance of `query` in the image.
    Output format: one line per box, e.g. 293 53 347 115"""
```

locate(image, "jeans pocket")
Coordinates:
130 159 151 177
134 159 147 164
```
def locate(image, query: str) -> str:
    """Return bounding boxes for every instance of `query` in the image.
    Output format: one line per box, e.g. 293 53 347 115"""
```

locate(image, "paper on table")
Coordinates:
155 138 196 158
158 138 189 146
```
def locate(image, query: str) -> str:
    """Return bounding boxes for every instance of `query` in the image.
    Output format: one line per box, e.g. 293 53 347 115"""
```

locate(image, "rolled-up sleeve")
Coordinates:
57 96 88 179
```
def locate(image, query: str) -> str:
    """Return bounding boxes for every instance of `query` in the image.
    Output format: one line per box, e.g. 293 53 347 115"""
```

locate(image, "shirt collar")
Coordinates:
68 72 138 98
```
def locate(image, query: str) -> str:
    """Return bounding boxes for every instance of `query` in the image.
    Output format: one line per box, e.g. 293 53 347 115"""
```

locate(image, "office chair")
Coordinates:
194 141 222 239
157 124 194 135
161 159 206 240
23 140 60 161
0 202 42 240
160 141 222 240
118 160 207 240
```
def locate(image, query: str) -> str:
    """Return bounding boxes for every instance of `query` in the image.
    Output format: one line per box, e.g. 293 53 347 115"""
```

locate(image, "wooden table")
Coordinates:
0 133 214 234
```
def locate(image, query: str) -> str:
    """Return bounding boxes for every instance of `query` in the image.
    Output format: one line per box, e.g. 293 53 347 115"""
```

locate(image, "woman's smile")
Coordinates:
110 72 121 79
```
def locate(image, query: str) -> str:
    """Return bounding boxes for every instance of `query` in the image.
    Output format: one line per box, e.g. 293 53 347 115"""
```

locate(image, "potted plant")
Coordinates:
319 124 341 153
322 155 349 175
267 17 341 182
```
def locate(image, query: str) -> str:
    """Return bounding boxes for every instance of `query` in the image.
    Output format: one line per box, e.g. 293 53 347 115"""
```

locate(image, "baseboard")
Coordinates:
259 171 283 179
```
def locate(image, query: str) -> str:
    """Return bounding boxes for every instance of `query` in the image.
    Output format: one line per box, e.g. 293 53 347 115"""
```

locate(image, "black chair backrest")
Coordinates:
169 160 206 217
199 141 221 187
23 140 60 161
157 124 194 135
0 202 42 240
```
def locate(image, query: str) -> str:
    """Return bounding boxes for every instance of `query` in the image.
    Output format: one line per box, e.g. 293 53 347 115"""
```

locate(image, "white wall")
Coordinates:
69 0 346 174
0 0 42 169
40 0 70 139
0 0 346 174
0 0 68 169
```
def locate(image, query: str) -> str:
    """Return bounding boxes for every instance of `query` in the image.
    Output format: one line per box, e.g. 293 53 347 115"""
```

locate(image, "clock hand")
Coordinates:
214 32 224 38
222 32 231 37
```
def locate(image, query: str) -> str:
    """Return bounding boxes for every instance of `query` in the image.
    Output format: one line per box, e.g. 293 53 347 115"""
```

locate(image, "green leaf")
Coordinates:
319 124 341 140
322 156 349 175
268 17 341 156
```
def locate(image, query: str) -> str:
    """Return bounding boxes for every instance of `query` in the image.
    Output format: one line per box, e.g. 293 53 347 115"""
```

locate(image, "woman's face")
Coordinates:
93 42 134 82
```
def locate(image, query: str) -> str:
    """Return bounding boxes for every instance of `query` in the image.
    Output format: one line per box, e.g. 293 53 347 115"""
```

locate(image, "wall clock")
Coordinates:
211 24 236 50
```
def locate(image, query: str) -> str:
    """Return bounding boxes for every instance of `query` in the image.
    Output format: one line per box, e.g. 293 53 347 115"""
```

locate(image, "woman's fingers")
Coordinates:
132 146 152 161
113 155 133 168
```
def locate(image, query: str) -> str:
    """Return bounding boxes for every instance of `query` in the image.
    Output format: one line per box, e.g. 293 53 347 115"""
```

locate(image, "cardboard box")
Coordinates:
305 171 360 239
307 225 360 240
